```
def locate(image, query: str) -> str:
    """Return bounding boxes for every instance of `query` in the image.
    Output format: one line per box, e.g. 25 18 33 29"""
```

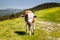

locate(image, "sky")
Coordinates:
0 0 60 9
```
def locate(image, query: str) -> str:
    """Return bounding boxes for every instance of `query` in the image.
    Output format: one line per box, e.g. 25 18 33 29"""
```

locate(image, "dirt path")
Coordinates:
35 20 60 32
35 20 60 40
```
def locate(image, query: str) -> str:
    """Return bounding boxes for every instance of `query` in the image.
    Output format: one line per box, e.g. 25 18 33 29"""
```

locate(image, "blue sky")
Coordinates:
0 0 60 9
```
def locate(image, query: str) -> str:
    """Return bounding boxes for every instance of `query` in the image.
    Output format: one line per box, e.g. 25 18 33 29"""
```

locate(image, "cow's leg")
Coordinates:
32 19 35 30
32 23 34 35
30 25 32 35
29 23 34 35
26 23 28 33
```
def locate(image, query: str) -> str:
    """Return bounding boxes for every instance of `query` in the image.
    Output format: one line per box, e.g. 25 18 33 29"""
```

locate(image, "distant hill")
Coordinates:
30 3 60 11
0 9 24 16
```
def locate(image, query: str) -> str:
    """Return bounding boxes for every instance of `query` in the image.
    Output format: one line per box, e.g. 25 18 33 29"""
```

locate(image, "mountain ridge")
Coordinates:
29 2 60 11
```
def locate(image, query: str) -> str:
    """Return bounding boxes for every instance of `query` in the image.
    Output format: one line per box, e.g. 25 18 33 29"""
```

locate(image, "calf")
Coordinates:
24 10 35 35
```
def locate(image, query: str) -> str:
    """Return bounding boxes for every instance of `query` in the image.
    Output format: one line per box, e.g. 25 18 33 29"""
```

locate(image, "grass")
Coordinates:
0 7 60 40
35 7 60 38
35 7 60 23
0 17 49 40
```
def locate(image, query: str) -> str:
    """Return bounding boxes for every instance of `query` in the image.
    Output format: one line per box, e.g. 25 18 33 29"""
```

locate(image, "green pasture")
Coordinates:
0 7 60 40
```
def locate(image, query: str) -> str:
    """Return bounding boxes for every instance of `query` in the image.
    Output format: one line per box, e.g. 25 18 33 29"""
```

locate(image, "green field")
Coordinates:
0 7 60 40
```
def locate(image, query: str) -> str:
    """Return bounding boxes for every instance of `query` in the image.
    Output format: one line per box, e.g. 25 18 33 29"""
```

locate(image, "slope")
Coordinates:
0 7 60 40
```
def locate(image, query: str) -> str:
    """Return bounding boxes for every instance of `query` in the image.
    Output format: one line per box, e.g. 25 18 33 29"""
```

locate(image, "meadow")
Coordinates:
0 7 60 40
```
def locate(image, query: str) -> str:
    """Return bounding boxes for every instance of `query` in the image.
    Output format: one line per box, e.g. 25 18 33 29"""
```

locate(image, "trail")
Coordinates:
35 20 60 40
35 19 60 32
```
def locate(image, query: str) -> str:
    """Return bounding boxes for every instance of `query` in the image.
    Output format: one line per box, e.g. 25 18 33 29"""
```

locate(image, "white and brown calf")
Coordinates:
24 10 35 35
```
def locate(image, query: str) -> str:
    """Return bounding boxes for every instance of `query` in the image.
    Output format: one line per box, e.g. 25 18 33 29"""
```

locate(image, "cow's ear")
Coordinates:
34 16 36 18
22 16 24 17
21 15 24 17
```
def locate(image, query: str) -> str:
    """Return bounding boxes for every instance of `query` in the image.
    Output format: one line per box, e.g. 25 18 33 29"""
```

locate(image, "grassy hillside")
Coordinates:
35 7 60 23
0 17 49 40
0 7 60 40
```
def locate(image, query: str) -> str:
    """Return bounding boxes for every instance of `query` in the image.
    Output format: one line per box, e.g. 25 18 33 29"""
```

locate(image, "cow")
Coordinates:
24 10 35 35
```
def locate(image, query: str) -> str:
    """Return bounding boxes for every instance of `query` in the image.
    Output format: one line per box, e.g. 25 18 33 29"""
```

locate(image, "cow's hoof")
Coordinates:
32 32 34 35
